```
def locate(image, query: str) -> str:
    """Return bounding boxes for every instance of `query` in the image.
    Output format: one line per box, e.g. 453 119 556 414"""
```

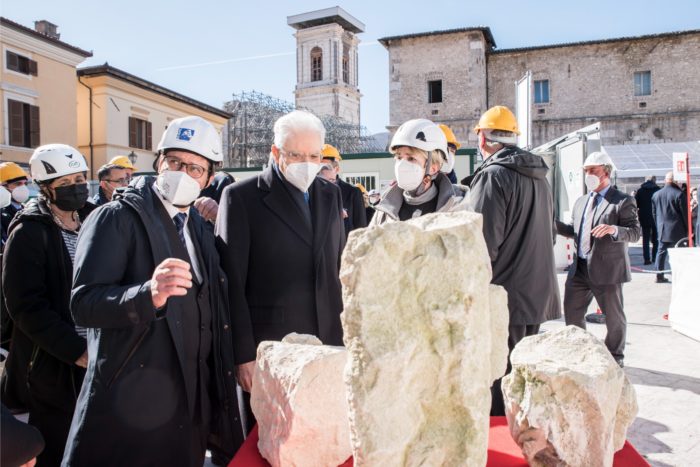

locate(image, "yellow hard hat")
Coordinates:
438 124 461 149
473 106 521 135
108 155 136 170
321 144 342 160
355 183 367 194
0 162 29 183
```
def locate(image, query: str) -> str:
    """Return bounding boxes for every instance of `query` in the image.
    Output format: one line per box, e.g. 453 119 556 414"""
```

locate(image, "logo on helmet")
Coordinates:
177 128 195 141
68 161 81 168
415 132 426 142
41 160 57 174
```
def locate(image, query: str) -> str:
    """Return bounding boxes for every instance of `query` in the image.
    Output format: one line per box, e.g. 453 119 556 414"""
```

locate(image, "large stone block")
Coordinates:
341 211 510 467
502 325 638 467
251 333 351 467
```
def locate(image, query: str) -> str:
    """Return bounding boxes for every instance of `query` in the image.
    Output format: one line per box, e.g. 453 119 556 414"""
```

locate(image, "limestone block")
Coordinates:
341 211 510 467
502 325 638 467
251 334 351 467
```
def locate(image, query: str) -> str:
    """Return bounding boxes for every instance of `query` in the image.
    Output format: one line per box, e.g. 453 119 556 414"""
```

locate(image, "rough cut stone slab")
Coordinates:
341 211 510 467
251 333 351 467
502 325 638 467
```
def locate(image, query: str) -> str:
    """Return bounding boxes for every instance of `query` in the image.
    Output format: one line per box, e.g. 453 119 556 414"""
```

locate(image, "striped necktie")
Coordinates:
173 213 188 248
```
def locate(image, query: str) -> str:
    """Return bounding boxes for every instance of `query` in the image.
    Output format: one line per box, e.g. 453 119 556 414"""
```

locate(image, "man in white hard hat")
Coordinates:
555 151 641 367
63 116 243 465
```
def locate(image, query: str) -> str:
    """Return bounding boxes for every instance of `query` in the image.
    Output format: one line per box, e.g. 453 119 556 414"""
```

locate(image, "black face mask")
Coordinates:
53 183 89 211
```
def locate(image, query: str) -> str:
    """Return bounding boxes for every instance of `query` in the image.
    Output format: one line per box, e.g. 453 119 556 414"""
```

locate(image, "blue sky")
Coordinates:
2 0 698 134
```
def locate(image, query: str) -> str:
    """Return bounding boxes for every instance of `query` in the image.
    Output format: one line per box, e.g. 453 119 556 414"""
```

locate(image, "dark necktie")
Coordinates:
173 213 188 248
581 192 599 256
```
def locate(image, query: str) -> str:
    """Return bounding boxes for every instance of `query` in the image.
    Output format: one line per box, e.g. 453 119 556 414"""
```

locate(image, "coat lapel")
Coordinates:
260 168 313 246
128 183 187 379
593 188 614 226
311 179 335 259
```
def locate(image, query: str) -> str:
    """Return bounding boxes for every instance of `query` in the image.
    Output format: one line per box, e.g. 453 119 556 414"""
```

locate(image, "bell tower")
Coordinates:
287 6 364 125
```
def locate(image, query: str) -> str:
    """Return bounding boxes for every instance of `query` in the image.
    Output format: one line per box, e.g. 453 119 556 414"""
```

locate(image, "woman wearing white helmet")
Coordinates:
1 144 94 465
370 119 469 226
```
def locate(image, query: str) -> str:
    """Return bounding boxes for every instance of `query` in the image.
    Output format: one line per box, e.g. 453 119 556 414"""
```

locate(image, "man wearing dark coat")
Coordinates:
556 152 641 368
63 116 243 466
216 110 345 406
652 172 688 283
466 106 561 416
319 144 367 237
634 176 660 265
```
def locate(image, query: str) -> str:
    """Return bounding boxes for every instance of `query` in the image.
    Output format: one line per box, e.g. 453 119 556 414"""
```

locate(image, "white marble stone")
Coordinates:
341 211 510 467
502 325 638 467
251 334 351 467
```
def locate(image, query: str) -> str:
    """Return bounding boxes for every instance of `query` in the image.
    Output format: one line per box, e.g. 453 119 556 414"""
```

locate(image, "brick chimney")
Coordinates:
34 20 60 40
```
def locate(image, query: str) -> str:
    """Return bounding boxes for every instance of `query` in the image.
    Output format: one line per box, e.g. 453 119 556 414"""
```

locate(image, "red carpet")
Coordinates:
230 417 649 466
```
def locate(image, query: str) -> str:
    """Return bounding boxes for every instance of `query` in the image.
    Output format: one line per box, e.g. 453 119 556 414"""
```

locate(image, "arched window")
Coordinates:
311 47 322 82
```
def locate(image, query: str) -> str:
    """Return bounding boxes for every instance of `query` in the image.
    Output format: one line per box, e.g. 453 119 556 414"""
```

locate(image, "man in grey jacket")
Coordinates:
555 152 641 367
466 106 561 416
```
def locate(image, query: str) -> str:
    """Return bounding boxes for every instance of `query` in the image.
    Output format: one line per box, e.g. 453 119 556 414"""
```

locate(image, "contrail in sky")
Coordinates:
156 41 380 72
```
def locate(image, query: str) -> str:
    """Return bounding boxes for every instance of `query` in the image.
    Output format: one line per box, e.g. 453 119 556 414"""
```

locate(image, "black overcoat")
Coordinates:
216 167 345 364
62 177 243 466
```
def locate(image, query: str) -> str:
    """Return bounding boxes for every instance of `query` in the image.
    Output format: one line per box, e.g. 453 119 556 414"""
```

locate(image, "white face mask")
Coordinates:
440 150 455 174
156 170 201 207
283 161 320 193
0 186 11 209
395 159 426 192
11 184 29 203
584 174 601 192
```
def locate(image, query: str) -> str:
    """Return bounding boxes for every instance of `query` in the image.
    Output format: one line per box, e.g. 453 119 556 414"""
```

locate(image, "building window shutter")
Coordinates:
8 99 25 146
29 105 40 147
6 51 19 72
146 121 152 150
129 117 137 148
28 59 38 76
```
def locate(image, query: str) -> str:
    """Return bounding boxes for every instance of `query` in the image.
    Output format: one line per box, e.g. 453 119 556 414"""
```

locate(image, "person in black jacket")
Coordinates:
90 164 129 206
634 176 660 264
2 144 93 466
466 106 561 416
216 110 345 403
320 144 367 236
652 172 688 283
1 162 31 245
63 116 243 466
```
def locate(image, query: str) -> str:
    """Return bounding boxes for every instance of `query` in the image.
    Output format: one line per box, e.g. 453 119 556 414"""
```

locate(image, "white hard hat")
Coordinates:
157 116 223 162
391 119 448 163
583 151 614 168
29 144 89 182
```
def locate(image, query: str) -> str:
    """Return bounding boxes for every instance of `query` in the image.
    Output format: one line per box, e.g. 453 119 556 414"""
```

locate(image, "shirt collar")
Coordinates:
152 183 188 222
595 184 611 199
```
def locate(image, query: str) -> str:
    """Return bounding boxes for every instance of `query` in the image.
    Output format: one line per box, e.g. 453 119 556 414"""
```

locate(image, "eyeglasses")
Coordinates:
164 156 207 178
105 178 129 186
279 149 322 163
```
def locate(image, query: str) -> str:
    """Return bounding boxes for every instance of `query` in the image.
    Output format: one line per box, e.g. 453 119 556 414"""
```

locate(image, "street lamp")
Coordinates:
127 151 138 165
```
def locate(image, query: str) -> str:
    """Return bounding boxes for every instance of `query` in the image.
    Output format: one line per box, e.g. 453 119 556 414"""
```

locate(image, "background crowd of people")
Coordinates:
0 105 696 466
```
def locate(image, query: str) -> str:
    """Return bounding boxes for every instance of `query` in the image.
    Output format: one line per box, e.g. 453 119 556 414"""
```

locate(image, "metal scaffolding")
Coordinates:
223 90 382 167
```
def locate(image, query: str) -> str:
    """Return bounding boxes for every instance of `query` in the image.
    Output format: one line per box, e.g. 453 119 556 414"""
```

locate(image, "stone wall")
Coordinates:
383 30 700 148
487 32 700 146
385 30 489 146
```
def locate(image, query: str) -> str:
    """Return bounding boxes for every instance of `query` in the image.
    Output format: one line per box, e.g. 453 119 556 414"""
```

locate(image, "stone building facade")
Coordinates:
379 28 700 148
